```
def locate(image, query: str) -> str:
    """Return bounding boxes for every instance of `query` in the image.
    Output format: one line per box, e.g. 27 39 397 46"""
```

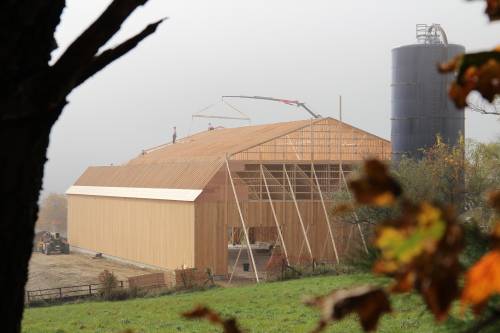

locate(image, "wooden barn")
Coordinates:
67 118 391 280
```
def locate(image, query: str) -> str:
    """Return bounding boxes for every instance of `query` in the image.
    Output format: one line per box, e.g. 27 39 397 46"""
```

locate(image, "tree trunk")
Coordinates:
0 1 161 331
0 111 56 332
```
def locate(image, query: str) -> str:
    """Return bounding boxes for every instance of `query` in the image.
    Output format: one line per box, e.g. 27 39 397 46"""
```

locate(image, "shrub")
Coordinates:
97 270 118 300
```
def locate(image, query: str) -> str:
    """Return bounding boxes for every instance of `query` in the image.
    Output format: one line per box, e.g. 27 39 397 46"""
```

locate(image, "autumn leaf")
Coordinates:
304 285 391 333
488 191 500 249
461 191 500 315
486 0 500 21
493 222 500 249
332 203 355 215
439 50 500 108
349 159 402 206
375 202 446 269
373 202 464 321
462 250 500 315
182 306 242 333
488 190 500 213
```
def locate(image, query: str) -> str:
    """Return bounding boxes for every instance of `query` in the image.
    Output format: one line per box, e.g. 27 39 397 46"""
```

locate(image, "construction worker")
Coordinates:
208 122 214 131
172 126 177 144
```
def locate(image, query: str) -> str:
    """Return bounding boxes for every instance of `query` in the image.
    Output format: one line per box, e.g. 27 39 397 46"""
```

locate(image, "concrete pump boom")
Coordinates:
222 95 321 119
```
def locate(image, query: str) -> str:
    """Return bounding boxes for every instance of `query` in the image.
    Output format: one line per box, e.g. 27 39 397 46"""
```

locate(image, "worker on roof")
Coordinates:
172 126 177 144
208 122 214 131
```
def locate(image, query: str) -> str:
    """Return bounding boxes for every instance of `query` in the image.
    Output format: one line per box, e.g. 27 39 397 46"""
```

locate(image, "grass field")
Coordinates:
22 273 492 333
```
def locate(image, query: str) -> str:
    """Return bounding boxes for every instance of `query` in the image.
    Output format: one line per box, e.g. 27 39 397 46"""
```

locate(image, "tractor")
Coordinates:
35 231 70 255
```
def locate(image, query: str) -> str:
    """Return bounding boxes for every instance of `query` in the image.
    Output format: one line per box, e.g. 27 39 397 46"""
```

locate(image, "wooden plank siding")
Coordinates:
232 201 356 262
194 202 227 275
67 195 195 270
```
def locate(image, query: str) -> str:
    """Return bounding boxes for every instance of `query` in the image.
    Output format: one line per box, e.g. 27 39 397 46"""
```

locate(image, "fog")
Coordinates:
42 0 500 197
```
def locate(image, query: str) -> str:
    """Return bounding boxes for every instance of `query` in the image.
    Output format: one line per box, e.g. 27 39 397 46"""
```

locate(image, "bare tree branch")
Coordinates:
74 18 166 88
48 0 151 101
466 104 500 115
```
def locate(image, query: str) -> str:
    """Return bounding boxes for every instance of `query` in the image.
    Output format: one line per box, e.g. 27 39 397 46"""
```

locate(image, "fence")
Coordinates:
25 281 125 305
26 269 215 305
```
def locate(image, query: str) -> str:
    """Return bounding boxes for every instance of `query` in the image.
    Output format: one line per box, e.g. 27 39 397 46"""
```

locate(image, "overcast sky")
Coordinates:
42 0 500 197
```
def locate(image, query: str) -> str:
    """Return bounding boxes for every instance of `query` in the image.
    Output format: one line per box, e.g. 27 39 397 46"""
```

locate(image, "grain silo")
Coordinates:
391 24 465 160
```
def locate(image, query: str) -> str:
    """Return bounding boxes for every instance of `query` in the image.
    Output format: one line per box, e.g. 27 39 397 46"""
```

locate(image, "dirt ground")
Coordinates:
26 247 274 291
27 252 156 291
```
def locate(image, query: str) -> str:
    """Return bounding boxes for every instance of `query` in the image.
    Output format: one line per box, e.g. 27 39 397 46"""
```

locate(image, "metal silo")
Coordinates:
391 24 465 160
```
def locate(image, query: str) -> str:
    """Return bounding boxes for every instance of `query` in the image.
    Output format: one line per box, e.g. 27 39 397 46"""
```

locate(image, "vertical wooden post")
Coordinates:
297 223 310 261
284 165 313 261
338 96 369 254
259 146 263 229
282 163 286 262
225 155 229 243
260 164 290 265
312 164 340 264
228 242 243 284
340 169 369 254
225 158 259 283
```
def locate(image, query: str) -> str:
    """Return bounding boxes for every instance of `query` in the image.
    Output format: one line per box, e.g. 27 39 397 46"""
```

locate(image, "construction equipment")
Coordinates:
222 95 322 119
35 231 70 255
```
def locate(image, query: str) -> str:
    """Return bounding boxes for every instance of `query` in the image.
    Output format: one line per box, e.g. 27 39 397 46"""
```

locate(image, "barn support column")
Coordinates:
283 164 313 262
260 165 290 265
311 164 340 264
225 158 260 283
338 100 369 255
339 166 369 255
228 229 244 284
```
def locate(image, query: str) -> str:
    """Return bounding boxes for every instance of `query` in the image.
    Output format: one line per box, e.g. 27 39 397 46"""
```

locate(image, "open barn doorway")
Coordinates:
227 226 286 282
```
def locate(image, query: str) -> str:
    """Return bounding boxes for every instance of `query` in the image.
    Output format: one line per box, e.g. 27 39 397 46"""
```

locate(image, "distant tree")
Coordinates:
0 1 163 331
36 193 67 235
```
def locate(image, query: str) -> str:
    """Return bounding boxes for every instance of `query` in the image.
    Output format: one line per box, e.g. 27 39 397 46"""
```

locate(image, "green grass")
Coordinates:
22 274 489 333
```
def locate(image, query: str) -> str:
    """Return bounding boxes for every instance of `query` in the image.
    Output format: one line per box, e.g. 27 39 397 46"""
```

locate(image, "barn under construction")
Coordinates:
67 117 391 280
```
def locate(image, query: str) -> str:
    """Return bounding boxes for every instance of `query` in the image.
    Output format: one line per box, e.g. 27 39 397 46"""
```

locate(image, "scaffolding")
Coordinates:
224 118 389 282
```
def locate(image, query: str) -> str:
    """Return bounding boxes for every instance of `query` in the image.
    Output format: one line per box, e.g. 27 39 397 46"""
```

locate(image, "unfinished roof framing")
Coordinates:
67 118 390 281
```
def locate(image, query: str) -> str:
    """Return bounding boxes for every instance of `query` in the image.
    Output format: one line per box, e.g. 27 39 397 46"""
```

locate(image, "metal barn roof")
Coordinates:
70 118 390 195
128 119 319 164
74 158 223 190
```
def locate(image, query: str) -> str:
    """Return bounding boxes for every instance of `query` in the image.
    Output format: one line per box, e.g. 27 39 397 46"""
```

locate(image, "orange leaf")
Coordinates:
349 159 402 206
488 190 500 213
461 250 500 315
332 203 354 215
439 49 500 108
373 202 464 321
486 0 500 21
304 285 391 333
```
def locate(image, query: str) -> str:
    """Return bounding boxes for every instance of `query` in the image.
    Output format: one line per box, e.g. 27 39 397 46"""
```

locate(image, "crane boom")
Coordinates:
222 95 321 119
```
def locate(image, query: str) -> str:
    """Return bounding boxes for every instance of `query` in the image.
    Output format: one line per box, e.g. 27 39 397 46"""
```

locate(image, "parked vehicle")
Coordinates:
35 231 69 255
